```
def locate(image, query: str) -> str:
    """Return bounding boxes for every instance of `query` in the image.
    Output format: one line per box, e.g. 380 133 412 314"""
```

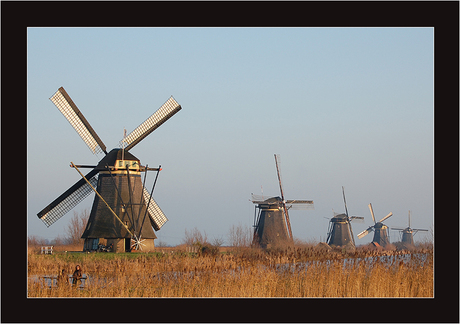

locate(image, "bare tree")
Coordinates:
212 236 225 247
51 234 67 246
28 235 50 246
228 223 252 248
182 227 208 246
156 240 170 247
65 209 90 245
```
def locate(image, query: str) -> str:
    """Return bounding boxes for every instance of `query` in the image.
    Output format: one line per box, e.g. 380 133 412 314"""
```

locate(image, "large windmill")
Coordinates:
391 211 428 248
36 87 182 253
326 187 364 249
251 154 314 248
357 203 393 248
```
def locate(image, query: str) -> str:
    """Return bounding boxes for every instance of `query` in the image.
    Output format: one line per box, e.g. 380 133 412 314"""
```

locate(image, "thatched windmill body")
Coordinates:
326 187 364 249
37 87 182 252
251 154 314 248
391 211 428 248
357 203 393 248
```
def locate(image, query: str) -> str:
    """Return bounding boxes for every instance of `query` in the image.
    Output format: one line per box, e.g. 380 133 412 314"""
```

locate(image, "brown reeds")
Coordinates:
27 245 433 298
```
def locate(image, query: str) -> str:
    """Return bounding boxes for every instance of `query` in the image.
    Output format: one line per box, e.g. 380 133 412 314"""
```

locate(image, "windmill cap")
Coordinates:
264 196 282 204
95 148 140 169
374 222 387 229
331 213 348 222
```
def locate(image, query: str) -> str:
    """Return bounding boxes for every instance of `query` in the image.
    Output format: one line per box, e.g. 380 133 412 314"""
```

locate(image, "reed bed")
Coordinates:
27 246 433 298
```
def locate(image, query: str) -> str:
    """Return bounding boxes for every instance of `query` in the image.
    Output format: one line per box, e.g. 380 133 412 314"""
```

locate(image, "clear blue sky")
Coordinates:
27 27 434 246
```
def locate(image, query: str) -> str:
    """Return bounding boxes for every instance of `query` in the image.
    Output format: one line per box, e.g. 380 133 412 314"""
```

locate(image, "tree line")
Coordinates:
28 209 89 246
28 209 254 248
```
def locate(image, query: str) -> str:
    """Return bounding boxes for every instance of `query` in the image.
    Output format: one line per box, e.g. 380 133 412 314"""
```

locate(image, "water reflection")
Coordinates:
274 252 429 273
29 274 88 289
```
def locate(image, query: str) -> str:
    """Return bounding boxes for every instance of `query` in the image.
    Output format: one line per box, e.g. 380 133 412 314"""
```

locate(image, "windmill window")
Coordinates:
119 161 123 167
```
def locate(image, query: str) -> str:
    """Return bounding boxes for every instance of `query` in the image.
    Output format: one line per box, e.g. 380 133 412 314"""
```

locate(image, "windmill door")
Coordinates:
125 238 131 252
90 238 99 250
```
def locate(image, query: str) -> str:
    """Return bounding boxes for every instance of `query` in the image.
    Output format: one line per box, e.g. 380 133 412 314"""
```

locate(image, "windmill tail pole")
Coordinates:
70 162 134 237
137 164 150 233
140 165 161 233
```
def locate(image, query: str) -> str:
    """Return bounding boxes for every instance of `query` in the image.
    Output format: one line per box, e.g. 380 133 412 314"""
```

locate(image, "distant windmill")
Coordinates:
326 187 364 249
251 154 314 248
391 211 428 247
37 87 182 252
357 203 393 248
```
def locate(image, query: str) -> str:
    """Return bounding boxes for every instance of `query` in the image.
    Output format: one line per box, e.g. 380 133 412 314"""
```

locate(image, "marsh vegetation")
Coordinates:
28 241 433 298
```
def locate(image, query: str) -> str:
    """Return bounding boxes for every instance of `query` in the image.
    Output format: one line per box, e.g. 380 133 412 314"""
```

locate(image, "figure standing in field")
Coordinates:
57 269 68 287
72 265 82 287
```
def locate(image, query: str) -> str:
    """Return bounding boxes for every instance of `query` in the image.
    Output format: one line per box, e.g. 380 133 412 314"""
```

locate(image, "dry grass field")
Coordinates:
27 244 433 298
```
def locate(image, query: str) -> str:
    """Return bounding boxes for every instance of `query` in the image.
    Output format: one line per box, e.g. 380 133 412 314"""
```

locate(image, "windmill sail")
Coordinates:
368 203 376 223
274 154 293 240
50 87 107 154
378 212 393 223
357 227 374 239
37 169 98 227
285 200 315 210
143 187 168 231
122 97 182 151
250 194 273 204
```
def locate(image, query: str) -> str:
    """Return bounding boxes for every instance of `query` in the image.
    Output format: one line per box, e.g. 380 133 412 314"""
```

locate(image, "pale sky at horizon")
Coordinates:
27 27 434 246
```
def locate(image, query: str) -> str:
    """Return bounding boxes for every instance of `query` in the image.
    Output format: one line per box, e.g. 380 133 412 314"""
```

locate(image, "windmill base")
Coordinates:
394 241 416 251
107 238 156 253
329 242 356 252
83 238 156 253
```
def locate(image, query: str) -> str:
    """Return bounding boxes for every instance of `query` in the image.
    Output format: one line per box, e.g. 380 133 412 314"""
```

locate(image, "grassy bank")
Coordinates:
27 245 433 298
